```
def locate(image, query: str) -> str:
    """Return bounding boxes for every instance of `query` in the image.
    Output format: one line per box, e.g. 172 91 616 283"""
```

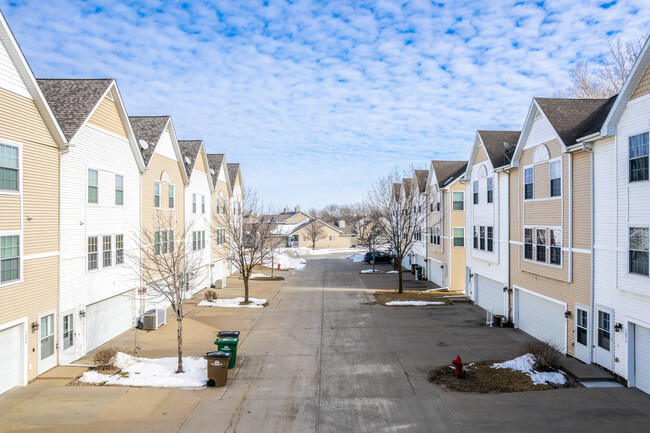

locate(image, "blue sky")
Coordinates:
1 1 648 210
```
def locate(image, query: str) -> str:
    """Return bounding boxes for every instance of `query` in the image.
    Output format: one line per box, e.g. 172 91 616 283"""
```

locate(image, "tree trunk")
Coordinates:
176 316 184 373
398 261 403 294
371 248 376 273
243 276 249 303
271 255 275 277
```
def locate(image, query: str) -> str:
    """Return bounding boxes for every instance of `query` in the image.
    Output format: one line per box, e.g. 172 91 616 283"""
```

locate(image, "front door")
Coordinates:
574 305 591 364
595 308 613 371
38 312 56 374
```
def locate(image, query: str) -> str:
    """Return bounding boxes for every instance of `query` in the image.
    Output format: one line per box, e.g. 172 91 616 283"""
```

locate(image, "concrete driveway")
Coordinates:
1 254 649 432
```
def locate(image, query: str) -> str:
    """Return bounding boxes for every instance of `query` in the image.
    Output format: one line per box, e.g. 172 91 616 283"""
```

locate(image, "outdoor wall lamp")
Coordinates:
564 310 572 318
614 323 623 332
31 321 39 332
79 310 86 318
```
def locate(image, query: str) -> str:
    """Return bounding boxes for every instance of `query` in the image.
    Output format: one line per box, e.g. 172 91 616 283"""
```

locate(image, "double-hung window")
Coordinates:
436 193 441 212
1 235 19 283
102 235 112 267
550 229 561 265
0 143 19 191
192 194 197 213
550 161 561 197
88 236 98 270
479 226 485 250
452 192 464 211
524 228 533 260
202 195 205 214
168 185 175 208
630 132 649 182
536 229 546 263
473 226 479 249
115 234 124 264
452 228 464 247
193 232 197 251
162 231 168 254
115 175 123 205
630 227 649 275
169 230 174 253
524 167 533 199
88 169 98 204
154 231 161 256
222 198 227 214
473 181 479 204
487 178 493 203
154 182 160 208
487 226 494 252
62 314 74 349
202 231 206 249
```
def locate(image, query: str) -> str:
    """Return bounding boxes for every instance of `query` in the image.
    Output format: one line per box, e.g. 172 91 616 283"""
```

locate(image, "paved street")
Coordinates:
1 254 650 432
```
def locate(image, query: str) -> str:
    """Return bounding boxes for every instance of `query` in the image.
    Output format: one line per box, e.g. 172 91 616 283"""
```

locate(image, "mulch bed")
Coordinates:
373 290 464 306
427 360 578 393
250 276 285 281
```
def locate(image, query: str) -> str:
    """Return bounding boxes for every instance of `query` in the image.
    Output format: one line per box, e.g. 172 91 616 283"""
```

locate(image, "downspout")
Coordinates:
568 152 573 283
587 145 595 364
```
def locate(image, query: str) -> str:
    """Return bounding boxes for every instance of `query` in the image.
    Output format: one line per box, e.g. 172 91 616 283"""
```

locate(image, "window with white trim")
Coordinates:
162 231 168 254
487 177 493 203
115 175 123 205
524 167 533 199
452 227 464 247
62 314 73 349
536 229 546 263
169 230 174 253
154 182 160 208
630 132 649 182
154 231 161 256
524 228 533 260
479 226 485 250
452 192 464 211
473 226 479 249
550 229 561 265
202 231 206 249
88 169 98 204
550 160 561 197
202 195 205 214
0 143 19 191
88 236 98 270
436 193 441 211
115 234 124 264
486 226 493 252
630 227 649 275
168 185 175 208
102 235 112 267
473 181 478 204
192 194 197 213
0 235 19 282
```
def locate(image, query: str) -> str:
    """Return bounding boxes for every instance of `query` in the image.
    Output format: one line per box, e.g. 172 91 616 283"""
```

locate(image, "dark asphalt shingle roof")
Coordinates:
432 160 467 187
392 183 401 200
129 116 170 166
414 170 429 193
36 78 113 141
178 140 202 177
477 130 521 168
535 96 617 146
227 163 240 187
402 178 413 196
206 153 225 187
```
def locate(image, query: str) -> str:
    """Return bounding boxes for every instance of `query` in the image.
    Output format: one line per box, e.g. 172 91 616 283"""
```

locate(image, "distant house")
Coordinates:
268 206 353 248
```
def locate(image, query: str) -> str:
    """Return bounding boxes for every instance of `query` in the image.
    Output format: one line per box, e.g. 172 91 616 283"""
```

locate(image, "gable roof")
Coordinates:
289 218 345 236
392 183 401 201
206 153 230 192
178 140 202 177
476 130 520 168
129 116 170 166
414 170 429 193
431 160 467 188
402 178 413 197
227 163 240 188
0 12 67 149
535 97 616 145
36 78 113 142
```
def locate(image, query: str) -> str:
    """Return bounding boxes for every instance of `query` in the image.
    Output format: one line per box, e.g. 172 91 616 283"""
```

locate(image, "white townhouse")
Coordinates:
464 131 520 319
226 163 243 275
206 153 232 289
593 36 650 394
37 79 145 363
179 140 213 297
408 170 429 276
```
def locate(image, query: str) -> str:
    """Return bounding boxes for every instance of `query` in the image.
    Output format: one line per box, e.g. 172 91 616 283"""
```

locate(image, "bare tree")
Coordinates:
365 168 426 293
356 208 383 273
304 220 326 250
130 212 202 373
215 189 277 303
560 36 646 98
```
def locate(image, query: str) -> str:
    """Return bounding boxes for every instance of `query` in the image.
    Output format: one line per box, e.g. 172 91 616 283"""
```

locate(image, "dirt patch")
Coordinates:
427 360 578 393
250 276 285 281
373 290 453 306
67 366 121 386
239 300 270 307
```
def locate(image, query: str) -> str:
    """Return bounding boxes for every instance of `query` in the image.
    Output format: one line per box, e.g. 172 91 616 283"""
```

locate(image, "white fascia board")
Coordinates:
166 118 190 186
110 81 146 173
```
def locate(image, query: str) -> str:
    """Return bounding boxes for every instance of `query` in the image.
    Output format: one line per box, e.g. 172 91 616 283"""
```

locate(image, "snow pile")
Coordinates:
264 250 307 270
386 271 399 274
385 301 445 306
198 297 267 308
79 352 207 388
347 253 365 262
492 354 567 385
249 273 267 279
360 269 382 274
279 247 364 257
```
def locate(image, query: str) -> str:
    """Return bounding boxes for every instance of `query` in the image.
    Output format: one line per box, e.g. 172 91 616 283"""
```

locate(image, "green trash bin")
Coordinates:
215 337 238 369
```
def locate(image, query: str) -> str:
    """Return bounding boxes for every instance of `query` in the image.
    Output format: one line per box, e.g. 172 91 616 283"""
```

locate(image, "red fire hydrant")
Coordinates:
452 355 465 378
278 263 281 270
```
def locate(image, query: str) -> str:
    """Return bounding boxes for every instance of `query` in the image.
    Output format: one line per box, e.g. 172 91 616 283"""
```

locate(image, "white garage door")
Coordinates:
635 325 650 395
192 265 209 295
85 292 132 353
516 289 566 353
429 259 443 287
476 275 505 316
0 323 23 395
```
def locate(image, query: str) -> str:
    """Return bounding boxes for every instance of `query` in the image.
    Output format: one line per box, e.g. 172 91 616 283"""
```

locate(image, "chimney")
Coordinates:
283 206 290 213
295 205 300 212
337 220 345 228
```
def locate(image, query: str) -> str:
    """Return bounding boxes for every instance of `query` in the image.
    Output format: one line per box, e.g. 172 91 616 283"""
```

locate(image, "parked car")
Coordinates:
363 252 393 264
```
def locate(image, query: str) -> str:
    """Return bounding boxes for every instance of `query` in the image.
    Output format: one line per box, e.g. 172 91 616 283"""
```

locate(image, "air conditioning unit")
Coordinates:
142 309 167 330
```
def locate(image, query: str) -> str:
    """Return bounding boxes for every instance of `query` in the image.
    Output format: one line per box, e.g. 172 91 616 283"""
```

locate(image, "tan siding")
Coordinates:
524 199 561 227
211 180 229 260
0 88 57 146
631 64 650 100
283 213 311 224
0 195 21 230
449 181 466 291
533 162 549 199
572 151 592 250
194 149 207 174
475 143 488 164
88 97 127 138
295 224 350 249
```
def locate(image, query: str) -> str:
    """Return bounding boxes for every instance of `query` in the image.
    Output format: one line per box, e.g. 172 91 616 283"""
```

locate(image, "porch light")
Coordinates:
79 310 86 318
31 321 39 332
614 323 623 332
564 310 572 318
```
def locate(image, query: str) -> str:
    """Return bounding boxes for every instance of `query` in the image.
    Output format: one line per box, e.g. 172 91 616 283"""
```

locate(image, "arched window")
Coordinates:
160 170 170 183
478 164 488 178
533 144 550 164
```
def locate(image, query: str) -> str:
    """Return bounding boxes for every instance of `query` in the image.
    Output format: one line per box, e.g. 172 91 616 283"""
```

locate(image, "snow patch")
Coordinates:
492 354 567 385
79 352 207 388
249 273 267 279
198 297 267 308
347 253 365 262
385 301 445 306
386 271 399 274
360 269 382 273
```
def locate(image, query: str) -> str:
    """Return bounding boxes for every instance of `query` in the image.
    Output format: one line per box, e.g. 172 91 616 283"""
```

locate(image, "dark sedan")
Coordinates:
363 252 393 264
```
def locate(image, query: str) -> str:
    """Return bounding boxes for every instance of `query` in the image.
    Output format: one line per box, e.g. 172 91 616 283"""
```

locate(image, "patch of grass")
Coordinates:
251 276 285 281
427 360 576 393
373 290 452 306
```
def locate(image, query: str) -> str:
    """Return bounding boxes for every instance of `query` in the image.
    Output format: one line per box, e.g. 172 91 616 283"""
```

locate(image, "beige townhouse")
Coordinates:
206 153 231 289
0 11 67 394
425 160 467 290
509 97 615 360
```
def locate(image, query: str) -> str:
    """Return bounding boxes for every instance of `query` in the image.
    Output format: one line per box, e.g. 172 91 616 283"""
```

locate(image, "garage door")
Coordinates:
85 292 132 352
476 275 505 316
0 323 23 395
192 265 209 295
635 325 650 395
429 259 443 287
516 289 566 353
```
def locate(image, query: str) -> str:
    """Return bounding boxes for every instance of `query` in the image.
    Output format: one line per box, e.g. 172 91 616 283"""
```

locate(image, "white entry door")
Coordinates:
38 312 56 374
574 306 591 364
595 308 613 371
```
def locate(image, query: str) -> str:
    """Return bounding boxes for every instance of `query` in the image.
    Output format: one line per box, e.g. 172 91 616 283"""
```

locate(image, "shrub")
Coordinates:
94 348 118 372
522 340 561 371
204 290 218 302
